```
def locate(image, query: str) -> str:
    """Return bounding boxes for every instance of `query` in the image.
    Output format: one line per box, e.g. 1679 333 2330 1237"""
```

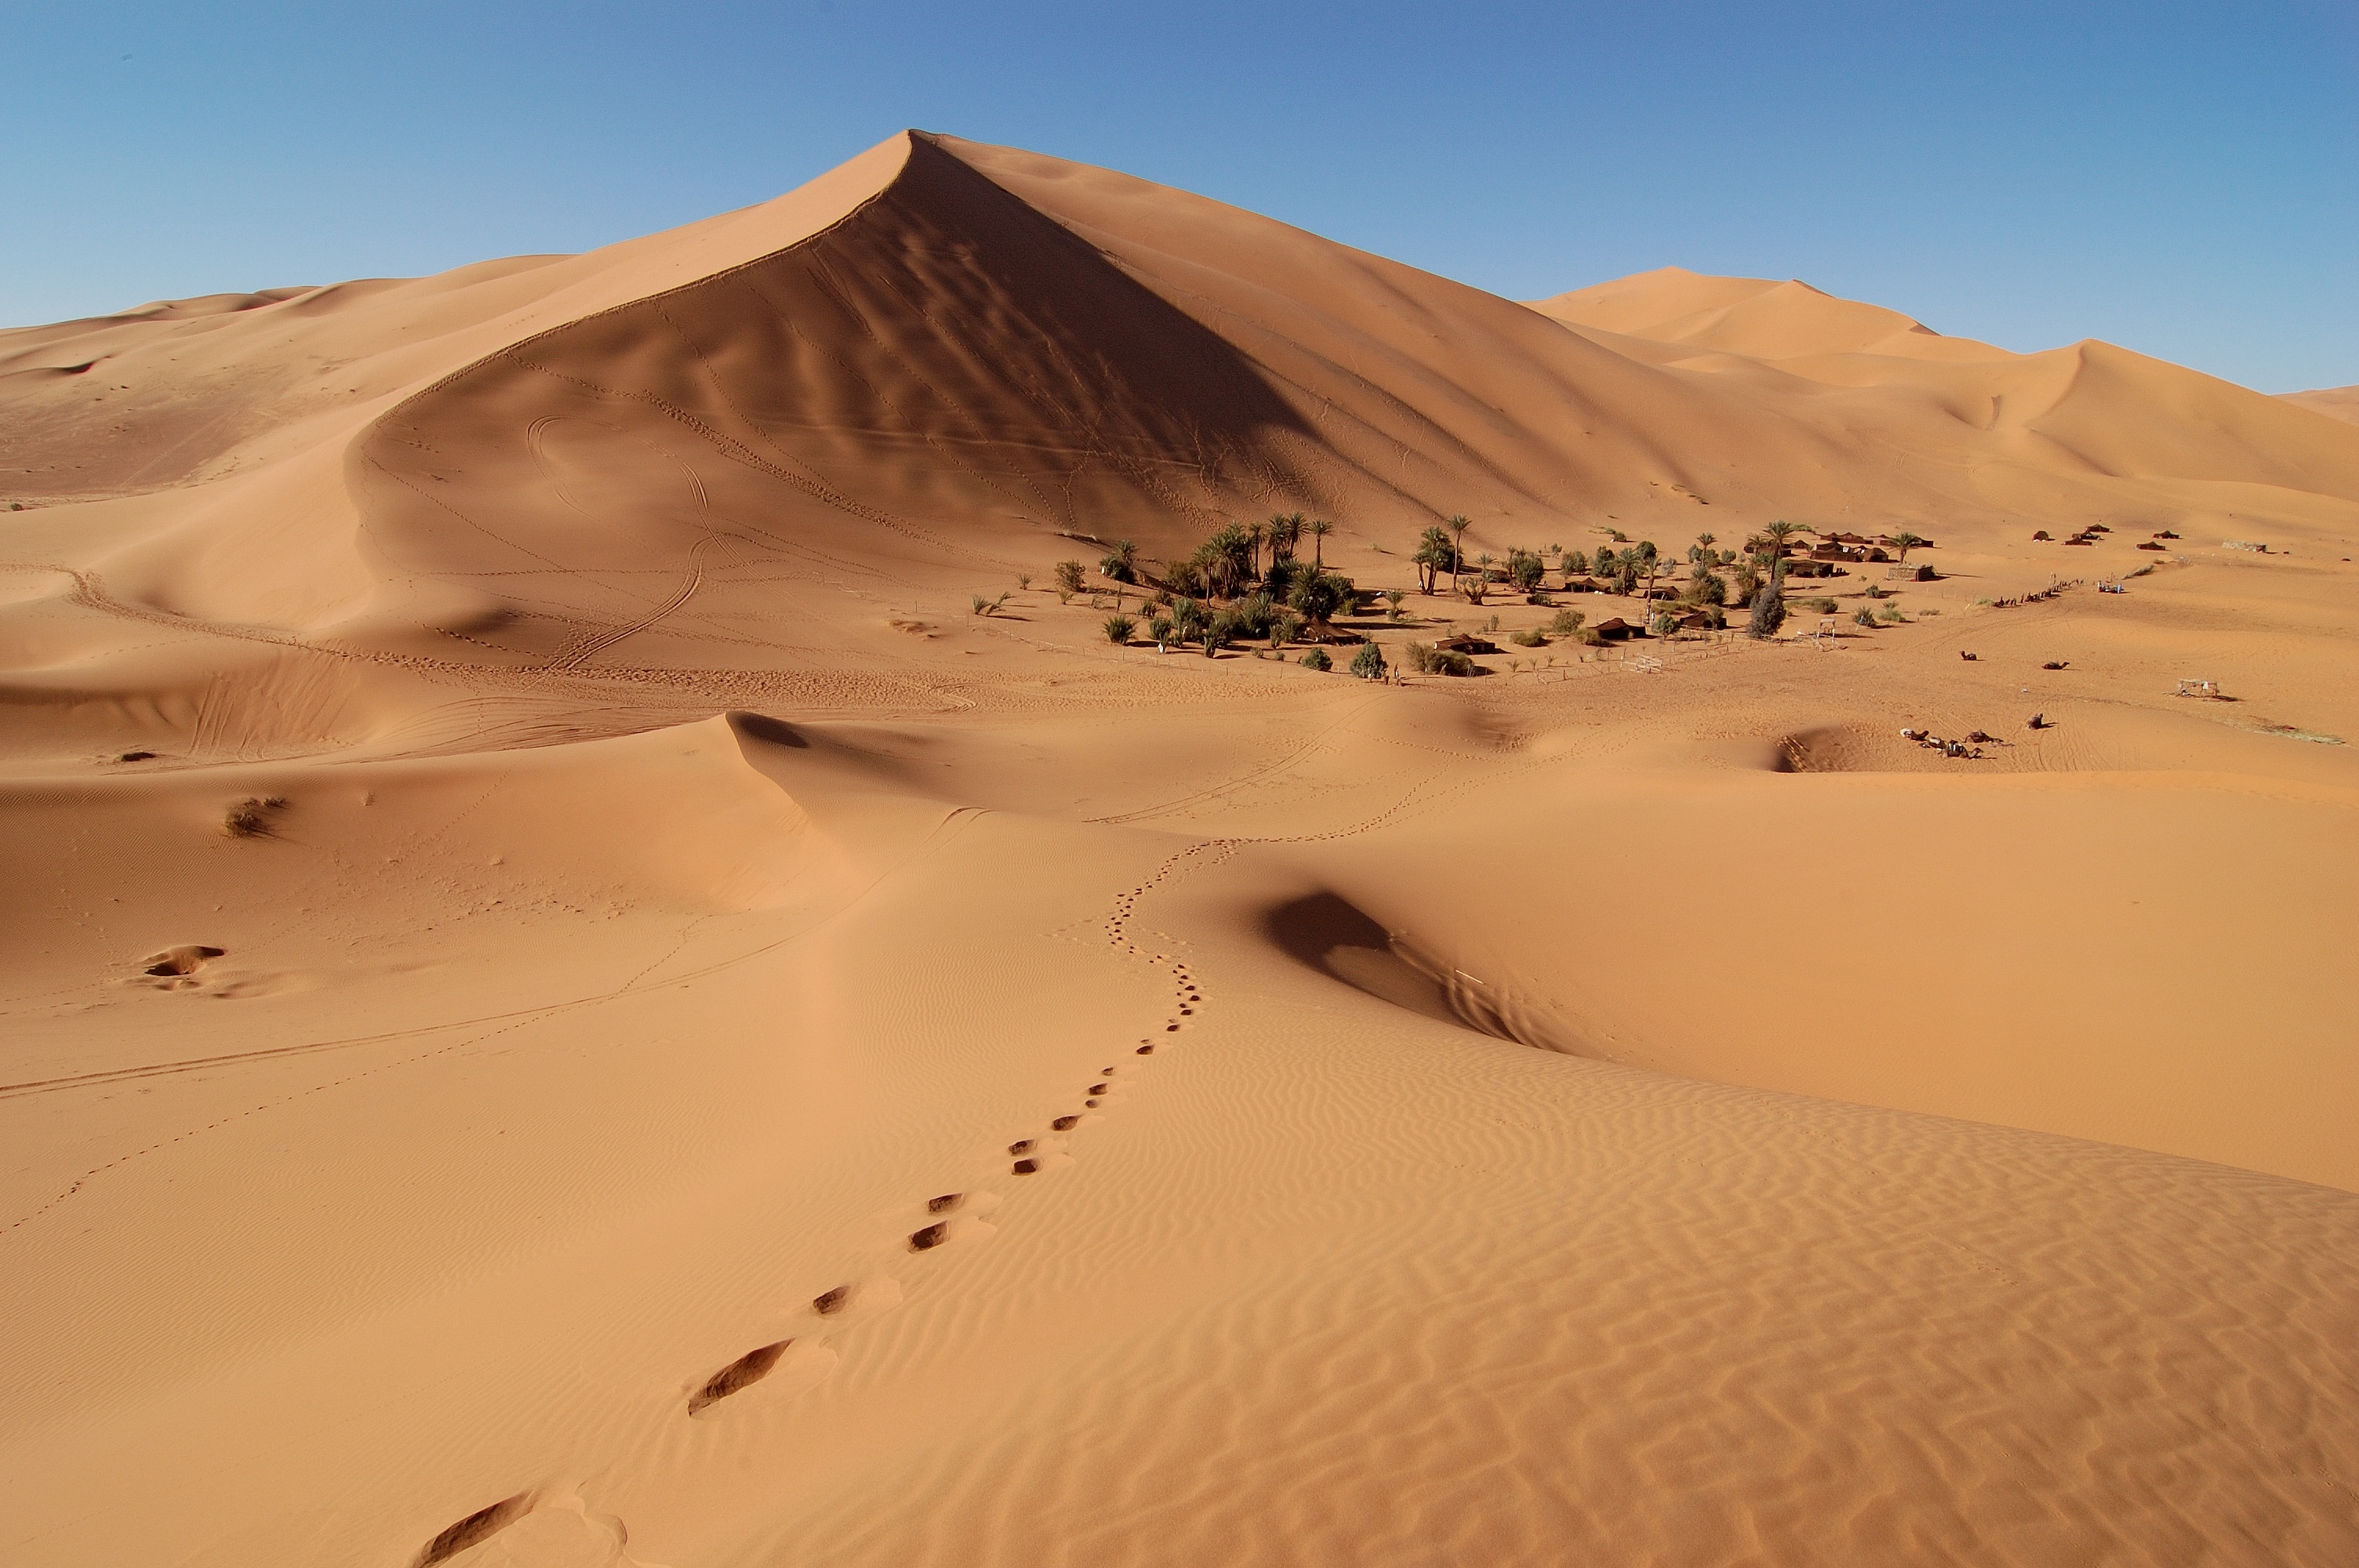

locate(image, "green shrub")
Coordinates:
1510 627 1546 648
1854 606 1877 626
1807 597 1837 615
1300 648 1332 672
1054 560 1086 597
1547 608 1587 636
1103 615 1136 644
1149 615 1175 646
1350 642 1387 680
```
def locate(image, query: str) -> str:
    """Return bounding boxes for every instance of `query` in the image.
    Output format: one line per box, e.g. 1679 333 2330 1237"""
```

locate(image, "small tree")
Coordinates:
1307 517 1333 568
1508 549 1546 594
1548 608 1586 636
1413 526 1455 593
1054 560 1086 597
1747 558 1787 638
1172 597 1207 644
1287 568 1353 633
1103 615 1136 644
1760 521 1807 564
1728 557 1762 606
1300 648 1332 672
1562 548 1590 577
1888 531 1929 565
1268 513 1305 564
1099 541 1138 583
1350 642 1387 680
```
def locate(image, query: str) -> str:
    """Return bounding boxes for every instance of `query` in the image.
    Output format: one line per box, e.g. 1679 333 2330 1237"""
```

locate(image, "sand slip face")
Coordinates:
2 131 2357 1566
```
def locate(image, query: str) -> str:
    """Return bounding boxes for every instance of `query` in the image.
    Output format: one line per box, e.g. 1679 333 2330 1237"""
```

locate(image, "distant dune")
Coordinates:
2281 383 2359 424
2 132 2354 1568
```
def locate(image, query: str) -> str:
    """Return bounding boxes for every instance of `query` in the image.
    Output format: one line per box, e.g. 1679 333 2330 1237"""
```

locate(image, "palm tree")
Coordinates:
1445 515 1472 595
1245 520 1267 579
1307 517 1332 568
1636 540 1664 604
1412 525 1452 594
1888 530 1928 565
1761 521 1808 564
1268 513 1304 564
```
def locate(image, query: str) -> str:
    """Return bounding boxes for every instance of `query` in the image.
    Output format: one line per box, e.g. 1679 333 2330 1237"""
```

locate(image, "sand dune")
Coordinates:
2 132 2355 1566
2281 383 2359 425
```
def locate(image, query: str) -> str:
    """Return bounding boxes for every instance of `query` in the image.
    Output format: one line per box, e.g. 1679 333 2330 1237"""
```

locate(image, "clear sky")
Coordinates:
4 1 2352 392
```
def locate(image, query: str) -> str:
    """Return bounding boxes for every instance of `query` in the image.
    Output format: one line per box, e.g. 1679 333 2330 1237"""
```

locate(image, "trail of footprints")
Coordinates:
413 841 1231 1562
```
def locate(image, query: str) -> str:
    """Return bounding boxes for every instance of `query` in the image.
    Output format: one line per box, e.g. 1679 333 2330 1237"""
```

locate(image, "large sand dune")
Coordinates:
2 132 2355 1566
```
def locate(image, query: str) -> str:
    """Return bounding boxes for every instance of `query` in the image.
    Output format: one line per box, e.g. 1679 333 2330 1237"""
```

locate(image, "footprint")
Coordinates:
907 1215 996 1251
809 1276 902 1325
416 1493 533 1566
688 1342 792 1414
1051 1115 1081 1132
688 1339 837 1417
139 944 224 989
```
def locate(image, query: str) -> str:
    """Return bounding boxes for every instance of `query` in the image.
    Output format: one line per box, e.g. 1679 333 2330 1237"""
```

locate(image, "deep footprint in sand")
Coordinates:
688 1338 838 1417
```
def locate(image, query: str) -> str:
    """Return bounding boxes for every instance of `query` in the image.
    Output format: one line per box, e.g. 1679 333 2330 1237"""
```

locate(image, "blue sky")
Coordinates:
3 2 2351 391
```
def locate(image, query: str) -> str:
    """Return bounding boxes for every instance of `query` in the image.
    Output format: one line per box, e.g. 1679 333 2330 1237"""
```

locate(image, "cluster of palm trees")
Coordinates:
1091 513 1359 656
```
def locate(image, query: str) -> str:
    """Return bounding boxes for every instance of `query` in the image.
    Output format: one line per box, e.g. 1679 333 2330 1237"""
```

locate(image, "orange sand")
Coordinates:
2 132 2355 1567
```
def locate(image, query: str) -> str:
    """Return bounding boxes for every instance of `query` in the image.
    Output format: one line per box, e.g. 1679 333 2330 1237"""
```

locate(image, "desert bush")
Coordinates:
1163 559 1205 599
1562 548 1590 576
1054 560 1086 597
1729 559 1762 605
1103 615 1136 644
1806 597 1837 615
1016 574 1032 590
1149 614 1175 646
1685 568 1727 606
1547 608 1587 636
1648 609 1681 636
1878 602 1906 622
1227 592 1279 639
1508 549 1547 593
1350 642 1387 680
971 593 989 615
1383 589 1407 620
1510 626 1546 648
1747 575 1787 638
1854 606 1877 626
1300 648 1332 672
1404 641 1439 673
1864 582 1887 599
1287 568 1354 629
221 796 285 838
